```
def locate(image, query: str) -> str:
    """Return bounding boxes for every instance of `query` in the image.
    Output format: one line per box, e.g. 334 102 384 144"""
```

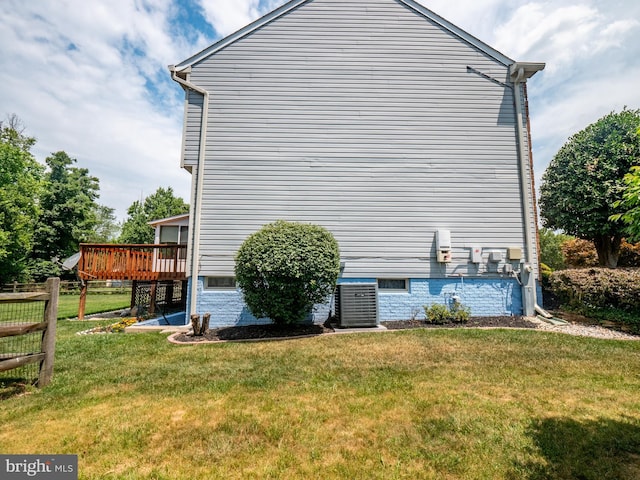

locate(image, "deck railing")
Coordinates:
78 244 187 281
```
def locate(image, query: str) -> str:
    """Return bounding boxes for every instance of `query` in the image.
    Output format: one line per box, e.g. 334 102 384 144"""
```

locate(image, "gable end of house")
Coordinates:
173 0 513 71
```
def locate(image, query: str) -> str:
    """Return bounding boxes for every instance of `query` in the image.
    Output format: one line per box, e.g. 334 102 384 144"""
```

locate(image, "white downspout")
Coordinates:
512 66 537 316
169 66 209 316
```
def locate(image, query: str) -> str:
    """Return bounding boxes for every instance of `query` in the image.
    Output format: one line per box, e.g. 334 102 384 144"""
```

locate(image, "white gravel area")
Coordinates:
530 317 639 340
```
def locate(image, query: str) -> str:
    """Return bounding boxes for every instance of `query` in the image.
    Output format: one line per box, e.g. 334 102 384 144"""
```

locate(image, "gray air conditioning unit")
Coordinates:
336 283 379 327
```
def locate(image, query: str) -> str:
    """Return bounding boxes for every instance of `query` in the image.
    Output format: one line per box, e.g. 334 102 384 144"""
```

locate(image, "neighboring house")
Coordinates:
148 213 190 279
149 213 190 248
169 0 545 328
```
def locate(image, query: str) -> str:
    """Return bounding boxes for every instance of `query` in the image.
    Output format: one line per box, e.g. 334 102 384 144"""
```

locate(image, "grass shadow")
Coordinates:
0 378 33 401
512 416 640 479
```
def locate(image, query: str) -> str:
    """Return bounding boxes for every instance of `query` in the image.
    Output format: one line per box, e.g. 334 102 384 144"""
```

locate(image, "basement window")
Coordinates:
206 276 237 290
377 279 408 291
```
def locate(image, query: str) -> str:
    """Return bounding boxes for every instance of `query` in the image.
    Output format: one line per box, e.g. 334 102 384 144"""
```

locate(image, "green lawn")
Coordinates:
1 323 639 479
57 293 131 319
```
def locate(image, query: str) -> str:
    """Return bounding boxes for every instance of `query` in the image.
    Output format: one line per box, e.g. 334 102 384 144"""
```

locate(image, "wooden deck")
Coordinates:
78 244 187 281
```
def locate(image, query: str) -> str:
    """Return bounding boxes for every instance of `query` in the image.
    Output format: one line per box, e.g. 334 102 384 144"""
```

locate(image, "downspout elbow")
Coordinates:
514 67 525 84
170 66 207 96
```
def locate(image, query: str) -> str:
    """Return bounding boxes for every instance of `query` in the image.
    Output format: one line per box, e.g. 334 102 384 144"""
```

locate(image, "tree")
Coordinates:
561 237 640 268
87 205 120 243
561 238 599 268
610 125 640 241
538 228 572 271
119 200 153 244
612 166 640 242
539 109 640 268
119 187 189 244
30 151 101 279
0 114 35 151
235 220 340 325
0 117 43 283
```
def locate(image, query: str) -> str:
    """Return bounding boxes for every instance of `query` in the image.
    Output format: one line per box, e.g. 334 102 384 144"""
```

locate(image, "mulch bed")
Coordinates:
383 316 538 330
172 323 332 343
171 316 537 343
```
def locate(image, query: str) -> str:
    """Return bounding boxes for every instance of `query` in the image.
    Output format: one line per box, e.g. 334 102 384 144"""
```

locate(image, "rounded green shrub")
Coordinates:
235 220 340 325
424 304 450 324
423 302 470 324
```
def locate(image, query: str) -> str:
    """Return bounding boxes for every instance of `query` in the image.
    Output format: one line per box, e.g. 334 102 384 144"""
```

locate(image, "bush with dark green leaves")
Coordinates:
235 220 340 325
549 268 640 330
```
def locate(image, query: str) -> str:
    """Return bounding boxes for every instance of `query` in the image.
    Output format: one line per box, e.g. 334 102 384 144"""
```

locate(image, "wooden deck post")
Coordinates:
130 280 138 310
149 281 157 315
38 277 59 387
166 281 175 308
78 279 88 321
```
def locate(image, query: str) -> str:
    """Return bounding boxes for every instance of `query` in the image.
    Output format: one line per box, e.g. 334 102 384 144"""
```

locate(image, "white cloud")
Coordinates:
195 0 288 37
416 0 515 44
530 63 640 167
1 0 639 223
0 0 195 220
197 0 263 37
493 3 640 75
510 1 640 188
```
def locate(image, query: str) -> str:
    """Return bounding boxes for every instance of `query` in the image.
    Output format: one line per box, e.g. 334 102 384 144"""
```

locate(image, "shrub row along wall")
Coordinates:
549 268 640 312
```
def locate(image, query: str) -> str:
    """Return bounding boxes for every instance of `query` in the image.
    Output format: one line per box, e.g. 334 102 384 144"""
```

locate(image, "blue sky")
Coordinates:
1 0 639 220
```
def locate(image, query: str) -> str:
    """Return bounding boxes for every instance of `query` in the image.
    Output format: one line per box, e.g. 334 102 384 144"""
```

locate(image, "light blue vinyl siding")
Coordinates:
181 0 537 278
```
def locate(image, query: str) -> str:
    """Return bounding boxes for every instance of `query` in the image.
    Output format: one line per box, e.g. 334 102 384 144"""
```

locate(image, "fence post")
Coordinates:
38 277 60 387
78 280 87 321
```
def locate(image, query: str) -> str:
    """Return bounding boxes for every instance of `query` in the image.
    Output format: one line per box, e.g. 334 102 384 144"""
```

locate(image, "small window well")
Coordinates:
206 276 236 289
377 279 408 291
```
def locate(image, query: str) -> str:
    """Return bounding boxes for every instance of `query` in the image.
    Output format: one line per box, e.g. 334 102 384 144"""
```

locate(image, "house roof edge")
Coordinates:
398 0 514 66
148 213 190 227
174 0 310 70
174 0 516 71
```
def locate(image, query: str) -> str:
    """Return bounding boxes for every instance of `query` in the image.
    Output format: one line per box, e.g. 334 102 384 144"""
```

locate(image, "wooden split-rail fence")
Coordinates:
0 277 59 387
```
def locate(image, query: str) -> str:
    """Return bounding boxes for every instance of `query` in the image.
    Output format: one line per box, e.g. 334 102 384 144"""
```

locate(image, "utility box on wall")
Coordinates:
436 229 452 263
470 246 482 264
488 250 503 263
508 247 523 261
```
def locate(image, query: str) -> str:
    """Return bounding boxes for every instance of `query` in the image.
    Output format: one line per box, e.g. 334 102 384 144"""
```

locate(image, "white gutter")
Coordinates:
169 65 209 316
510 62 545 316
